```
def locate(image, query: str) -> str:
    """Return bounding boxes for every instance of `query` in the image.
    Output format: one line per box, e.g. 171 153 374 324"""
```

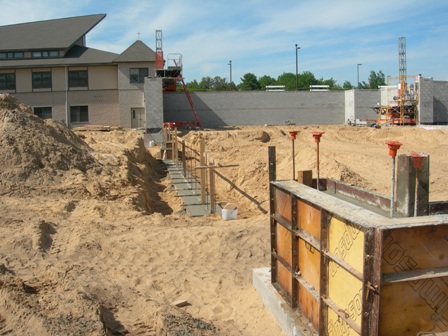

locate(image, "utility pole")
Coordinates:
357 63 362 88
295 44 300 91
228 60 232 87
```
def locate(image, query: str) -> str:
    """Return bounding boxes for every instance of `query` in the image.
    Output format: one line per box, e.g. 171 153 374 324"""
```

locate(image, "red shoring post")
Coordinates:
385 140 402 218
410 152 425 217
288 131 300 180
312 132 325 190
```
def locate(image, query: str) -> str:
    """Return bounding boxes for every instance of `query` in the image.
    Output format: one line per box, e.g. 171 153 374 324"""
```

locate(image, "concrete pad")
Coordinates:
185 204 210 217
253 268 317 336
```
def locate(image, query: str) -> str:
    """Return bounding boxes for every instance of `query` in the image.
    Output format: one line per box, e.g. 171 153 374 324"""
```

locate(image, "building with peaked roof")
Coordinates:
0 14 158 129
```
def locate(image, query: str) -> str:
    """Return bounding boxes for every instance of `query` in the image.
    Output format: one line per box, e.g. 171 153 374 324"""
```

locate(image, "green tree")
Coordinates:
258 75 276 90
199 76 213 90
186 80 200 91
238 73 261 90
276 72 296 90
343 80 354 90
298 71 319 90
212 76 230 91
359 70 386 89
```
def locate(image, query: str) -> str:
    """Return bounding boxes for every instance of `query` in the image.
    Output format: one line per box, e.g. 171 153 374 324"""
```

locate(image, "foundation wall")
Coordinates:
270 180 448 335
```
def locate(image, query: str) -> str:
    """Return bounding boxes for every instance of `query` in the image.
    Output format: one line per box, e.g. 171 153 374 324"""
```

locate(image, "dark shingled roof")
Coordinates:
115 40 156 63
0 14 106 51
0 46 119 68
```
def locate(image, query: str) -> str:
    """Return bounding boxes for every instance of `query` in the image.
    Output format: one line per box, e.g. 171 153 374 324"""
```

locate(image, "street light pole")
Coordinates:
295 44 301 91
357 63 362 89
228 60 232 87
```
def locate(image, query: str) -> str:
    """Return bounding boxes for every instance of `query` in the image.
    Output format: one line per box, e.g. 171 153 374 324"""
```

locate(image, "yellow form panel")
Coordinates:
328 216 364 274
328 261 363 328
327 307 361 336
275 188 292 222
298 199 321 239
297 238 320 292
298 282 319 330
277 261 292 297
276 224 292 265
380 280 448 335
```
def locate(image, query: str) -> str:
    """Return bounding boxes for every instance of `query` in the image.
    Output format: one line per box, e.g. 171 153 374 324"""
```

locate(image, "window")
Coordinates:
69 70 88 87
31 50 59 58
130 68 148 84
32 71 52 89
0 73 15 90
70 106 89 123
0 52 24 59
34 107 52 119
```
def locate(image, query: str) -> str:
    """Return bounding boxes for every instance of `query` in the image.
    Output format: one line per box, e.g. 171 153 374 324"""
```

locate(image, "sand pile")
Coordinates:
0 94 174 214
0 94 95 188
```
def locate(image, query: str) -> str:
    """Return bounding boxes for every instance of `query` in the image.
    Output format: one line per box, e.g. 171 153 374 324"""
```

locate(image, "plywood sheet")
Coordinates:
381 225 448 274
275 188 291 222
298 199 321 239
277 260 292 297
328 216 364 274
379 279 448 334
297 282 319 330
297 238 320 292
276 224 292 265
328 261 363 328
327 308 360 336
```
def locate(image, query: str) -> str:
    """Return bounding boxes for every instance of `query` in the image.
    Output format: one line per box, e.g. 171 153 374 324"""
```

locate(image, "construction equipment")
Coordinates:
372 37 419 125
154 30 203 129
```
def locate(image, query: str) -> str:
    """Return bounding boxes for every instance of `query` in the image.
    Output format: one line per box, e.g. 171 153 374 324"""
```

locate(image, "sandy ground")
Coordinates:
0 93 447 335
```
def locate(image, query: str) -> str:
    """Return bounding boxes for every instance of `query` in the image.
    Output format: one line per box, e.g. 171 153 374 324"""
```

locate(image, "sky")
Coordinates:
1 0 448 86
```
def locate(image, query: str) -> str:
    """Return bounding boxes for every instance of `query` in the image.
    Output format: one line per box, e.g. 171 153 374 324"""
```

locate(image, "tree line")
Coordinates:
184 70 386 91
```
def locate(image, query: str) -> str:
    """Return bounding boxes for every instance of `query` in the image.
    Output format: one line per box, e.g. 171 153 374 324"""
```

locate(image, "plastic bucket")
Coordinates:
222 203 238 220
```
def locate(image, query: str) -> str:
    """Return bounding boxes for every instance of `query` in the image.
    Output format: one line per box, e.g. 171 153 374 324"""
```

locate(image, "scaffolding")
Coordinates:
154 30 203 129
373 75 419 125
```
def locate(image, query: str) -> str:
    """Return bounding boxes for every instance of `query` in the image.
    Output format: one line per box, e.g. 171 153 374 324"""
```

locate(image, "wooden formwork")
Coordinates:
270 180 448 335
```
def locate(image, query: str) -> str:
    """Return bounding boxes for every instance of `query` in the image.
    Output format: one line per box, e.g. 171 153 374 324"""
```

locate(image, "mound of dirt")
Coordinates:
0 94 96 187
0 94 177 214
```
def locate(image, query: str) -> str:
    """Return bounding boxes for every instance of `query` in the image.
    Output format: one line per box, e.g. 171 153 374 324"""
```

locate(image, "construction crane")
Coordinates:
372 37 419 126
398 37 407 124
154 30 203 129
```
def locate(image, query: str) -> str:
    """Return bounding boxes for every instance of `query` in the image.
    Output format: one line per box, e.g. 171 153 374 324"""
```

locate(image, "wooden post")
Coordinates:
174 128 178 166
182 140 186 177
209 167 216 213
171 129 175 162
195 164 239 211
199 139 206 204
268 146 277 285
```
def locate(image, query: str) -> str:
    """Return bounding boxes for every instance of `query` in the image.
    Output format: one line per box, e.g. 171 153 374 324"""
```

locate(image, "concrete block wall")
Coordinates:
431 80 448 124
144 77 164 129
344 89 379 123
419 77 435 124
418 77 448 125
164 91 346 128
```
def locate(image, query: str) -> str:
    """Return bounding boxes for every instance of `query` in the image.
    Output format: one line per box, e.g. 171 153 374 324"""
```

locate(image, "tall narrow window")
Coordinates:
0 73 15 90
69 70 88 88
70 106 89 123
130 68 148 84
32 71 52 89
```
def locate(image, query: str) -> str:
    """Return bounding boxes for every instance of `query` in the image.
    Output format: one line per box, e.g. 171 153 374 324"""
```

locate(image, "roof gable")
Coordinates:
114 40 156 63
0 14 106 51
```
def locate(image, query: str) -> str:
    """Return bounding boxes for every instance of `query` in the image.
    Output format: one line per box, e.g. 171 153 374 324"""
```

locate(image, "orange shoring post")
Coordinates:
385 140 402 218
